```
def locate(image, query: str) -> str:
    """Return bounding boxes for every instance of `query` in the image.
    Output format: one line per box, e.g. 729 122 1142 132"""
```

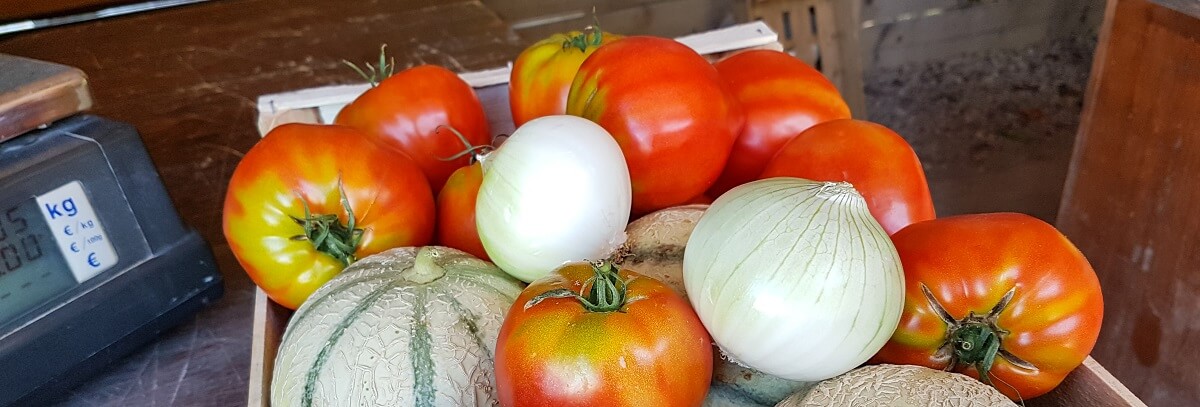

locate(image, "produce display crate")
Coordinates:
247 22 1144 407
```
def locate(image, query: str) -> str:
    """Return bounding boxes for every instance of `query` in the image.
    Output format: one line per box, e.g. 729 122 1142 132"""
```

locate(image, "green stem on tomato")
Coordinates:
435 125 492 164
524 260 632 313
922 283 1038 388
562 14 607 53
342 44 396 87
290 179 364 266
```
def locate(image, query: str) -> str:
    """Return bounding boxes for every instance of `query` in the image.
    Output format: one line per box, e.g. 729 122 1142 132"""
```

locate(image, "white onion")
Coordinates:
475 115 632 282
684 177 904 382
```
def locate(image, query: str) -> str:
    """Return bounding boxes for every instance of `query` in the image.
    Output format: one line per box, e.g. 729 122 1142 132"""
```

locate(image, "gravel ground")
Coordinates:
864 36 1099 222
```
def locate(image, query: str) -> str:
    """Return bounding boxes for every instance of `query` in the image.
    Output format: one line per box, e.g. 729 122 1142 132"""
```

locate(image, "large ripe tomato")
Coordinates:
871 213 1104 400
334 64 490 194
707 49 851 197
760 119 934 234
496 261 712 406
510 28 622 128
436 161 488 260
223 124 435 309
566 36 742 215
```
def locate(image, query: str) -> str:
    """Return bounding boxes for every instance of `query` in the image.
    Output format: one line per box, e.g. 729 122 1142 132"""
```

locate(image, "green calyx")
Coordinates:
525 260 634 313
290 180 364 266
563 28 604 52
562 16 606 53
342 44 396 87
922 283 1037 387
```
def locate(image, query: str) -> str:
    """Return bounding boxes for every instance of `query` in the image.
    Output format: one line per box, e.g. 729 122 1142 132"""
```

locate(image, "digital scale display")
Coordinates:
0 181 118 325
0 54 222 406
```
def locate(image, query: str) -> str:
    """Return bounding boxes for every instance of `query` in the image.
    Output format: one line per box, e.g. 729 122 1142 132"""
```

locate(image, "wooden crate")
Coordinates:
248 286 1143 407
746 0 866 117
247 21 1144 407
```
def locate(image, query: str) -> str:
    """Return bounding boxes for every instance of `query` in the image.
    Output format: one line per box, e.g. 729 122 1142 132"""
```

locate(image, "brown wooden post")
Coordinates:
1056 0 1200 404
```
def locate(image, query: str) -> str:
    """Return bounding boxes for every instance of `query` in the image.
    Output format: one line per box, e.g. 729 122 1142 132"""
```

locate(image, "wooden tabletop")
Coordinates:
0 1 524 405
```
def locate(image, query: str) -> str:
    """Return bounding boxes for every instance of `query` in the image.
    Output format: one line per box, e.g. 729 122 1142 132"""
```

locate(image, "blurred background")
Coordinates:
1 0 1195 405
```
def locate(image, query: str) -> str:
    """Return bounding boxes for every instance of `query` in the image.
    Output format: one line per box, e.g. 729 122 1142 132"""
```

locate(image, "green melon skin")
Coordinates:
271 246 524 407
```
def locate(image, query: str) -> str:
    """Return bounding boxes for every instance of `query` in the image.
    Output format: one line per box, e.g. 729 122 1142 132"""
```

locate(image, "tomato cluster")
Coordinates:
226 23 1102 405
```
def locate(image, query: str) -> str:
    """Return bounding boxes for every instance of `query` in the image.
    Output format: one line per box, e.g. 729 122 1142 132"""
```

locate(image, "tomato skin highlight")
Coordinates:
510 30 622 128
872 213 1104 400
760 119 935 235
436 161 488 260
566 36 743 215
222 124 435 309
334 64 490 194
495 263 713 407
707 49 851 197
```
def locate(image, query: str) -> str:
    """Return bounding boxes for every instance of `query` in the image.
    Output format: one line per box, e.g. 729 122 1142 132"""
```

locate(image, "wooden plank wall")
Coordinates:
1056 0 1200 405
860 0 1105 68
480 0 734 44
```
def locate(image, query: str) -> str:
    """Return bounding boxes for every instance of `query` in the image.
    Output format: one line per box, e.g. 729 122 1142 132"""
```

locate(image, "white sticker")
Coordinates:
35 181 118 283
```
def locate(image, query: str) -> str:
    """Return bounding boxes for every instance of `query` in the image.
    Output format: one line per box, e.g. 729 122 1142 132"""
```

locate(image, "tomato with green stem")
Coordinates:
510 25 622 128
334 47 490 194
871 213 1104 401
435 127 491 260
495 261 713 406
223 123 435 309
566 36 742 215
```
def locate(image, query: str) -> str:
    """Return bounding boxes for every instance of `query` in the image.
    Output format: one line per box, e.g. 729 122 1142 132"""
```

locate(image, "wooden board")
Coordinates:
249 21 1143 407
1056 0 1200 405
247 276 1144 407
859 0 1104 69
0 0 140 20
485 0 735 44
247 289 289 407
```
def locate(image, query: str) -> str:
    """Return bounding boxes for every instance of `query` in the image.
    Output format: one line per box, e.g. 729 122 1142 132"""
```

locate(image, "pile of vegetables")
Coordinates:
223 21 1104 407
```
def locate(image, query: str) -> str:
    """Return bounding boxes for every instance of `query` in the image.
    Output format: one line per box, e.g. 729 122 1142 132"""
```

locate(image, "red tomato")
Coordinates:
334 64 490 194
496 261 712 406
510 28 622 127
683 193 714 205
223 124 435 309
760 119 934 234
566 36 742 215
872 213 1104 400
707 49 851 197
436 161 488 260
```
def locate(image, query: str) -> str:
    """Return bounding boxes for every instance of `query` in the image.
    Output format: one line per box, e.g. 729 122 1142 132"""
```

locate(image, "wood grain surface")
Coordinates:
0 0 140 21
1057 0 1200 405
0 1 522 405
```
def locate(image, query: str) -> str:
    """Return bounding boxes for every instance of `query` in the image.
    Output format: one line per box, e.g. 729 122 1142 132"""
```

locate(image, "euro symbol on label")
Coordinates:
87 253 100 268
70 242 80 253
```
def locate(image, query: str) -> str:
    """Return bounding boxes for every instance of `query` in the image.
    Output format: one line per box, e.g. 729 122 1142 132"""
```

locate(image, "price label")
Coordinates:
35 181 118 283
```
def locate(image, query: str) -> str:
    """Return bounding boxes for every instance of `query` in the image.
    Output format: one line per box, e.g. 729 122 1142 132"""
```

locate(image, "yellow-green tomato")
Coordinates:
508 29 621 128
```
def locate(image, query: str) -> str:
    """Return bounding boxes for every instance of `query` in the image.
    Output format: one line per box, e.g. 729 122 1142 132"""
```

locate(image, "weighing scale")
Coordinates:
0 54 223 406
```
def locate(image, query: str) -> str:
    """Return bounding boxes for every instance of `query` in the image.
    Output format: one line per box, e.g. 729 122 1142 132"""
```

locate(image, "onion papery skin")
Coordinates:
475 115 632 283
684 177 905 382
